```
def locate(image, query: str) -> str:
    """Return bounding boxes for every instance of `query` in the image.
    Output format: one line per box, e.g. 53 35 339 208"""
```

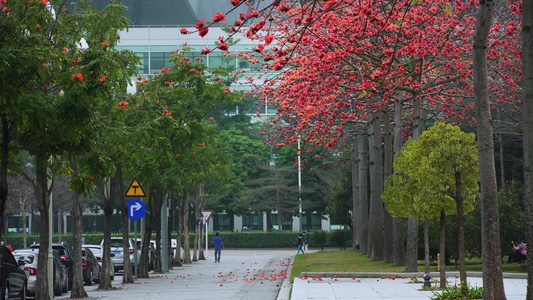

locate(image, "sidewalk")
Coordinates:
286 271 527 300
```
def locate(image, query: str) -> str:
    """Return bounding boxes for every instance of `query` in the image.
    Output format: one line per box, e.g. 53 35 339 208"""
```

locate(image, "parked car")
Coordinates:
12 248 66 297
30 242 73 290
101 237 140 273
81 248 101 286
0 244 27 299
83 244 114 280
170 239 185 263
134 239 155 271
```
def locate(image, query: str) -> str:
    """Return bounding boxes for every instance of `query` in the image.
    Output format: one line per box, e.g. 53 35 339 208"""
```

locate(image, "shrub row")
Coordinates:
4 230 353 250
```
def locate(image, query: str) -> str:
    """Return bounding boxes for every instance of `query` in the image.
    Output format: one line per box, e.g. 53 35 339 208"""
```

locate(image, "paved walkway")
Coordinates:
60 249 527 300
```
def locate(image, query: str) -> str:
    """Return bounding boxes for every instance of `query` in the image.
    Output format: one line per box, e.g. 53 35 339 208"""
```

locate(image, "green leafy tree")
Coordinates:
383 122 479 291
125 49 236 272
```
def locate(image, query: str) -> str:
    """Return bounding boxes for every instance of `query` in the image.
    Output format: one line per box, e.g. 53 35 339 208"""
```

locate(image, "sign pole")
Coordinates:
205 218 208 258
201 210 213 258
134 220 138 279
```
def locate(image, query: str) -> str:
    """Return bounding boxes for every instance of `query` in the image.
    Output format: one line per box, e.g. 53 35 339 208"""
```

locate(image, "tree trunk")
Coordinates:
98 178 114 289
58 210 62 243
174 194 183 267
522 0 533 298
68 155 88 299
22 209 27 248
167 194 174 268
405 95 423 273
392 98 405 266
35 154 52 300
383 108 393 263
70 192 87 298
140 189 162 277
351 138 360 249
439 210 447 289
358 134 369 256
0 114 13 242
193 187 200 262
369 112 383 260
182 188 192 263
117 165 134 283
198 185 206 260
455 172 467 293
474 0 507 298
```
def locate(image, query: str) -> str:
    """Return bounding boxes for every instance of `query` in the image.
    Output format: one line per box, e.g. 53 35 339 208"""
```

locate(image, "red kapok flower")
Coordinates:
199 28 209 38
217 42 228 51
195 20 206 29
212 12 226 23
180 28 190 35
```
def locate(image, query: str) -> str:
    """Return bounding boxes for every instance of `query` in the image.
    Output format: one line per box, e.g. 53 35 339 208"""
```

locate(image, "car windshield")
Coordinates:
14 253 35 264
110 241 123 248
52 247 67 256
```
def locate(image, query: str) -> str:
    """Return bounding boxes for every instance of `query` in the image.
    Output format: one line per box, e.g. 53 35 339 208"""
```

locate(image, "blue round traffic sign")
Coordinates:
127 199 146 221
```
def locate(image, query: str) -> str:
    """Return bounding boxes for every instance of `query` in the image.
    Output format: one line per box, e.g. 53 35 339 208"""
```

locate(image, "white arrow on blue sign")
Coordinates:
127 199 146 221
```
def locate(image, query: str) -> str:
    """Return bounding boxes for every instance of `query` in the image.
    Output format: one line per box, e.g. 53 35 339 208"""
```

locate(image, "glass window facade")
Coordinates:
242 214 263 231
302 214 322 231
150 52 174 74
213 214 231 232
270 214 293 231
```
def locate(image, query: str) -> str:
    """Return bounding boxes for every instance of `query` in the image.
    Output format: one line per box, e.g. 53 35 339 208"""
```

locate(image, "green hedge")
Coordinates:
4 230 353 250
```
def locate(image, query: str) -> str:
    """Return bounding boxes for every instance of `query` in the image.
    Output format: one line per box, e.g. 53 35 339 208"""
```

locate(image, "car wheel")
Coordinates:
85 270 93 286
54 278 62 296
111 267 115 281
94 268 101 284
62 275 68 293
2 283 9 300
20 282 26 300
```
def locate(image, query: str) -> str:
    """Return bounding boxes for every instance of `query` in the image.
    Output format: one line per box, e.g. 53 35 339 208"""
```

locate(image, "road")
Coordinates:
58 249 294 300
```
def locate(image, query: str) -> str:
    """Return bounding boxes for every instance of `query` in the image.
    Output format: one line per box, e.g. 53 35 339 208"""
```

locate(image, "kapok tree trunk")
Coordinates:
439 210 447 289
117 165 134 284
35 155 52 300
358 134 369 256
392 98 405 266
0 114 13 242
68 155 88 299
455 172 467 294
474 0 507 298
369 112 383 260
351 137 360 249
182 188 192 263
383 108 393 263
193 186 200 262
174 195 183 267
522 0 533 298
98 178 114 290
405 95 423 273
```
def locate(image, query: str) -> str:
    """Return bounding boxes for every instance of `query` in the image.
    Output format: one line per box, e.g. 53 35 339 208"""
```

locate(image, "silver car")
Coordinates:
13 248 67 297
101 237 140 273
83 244 115 280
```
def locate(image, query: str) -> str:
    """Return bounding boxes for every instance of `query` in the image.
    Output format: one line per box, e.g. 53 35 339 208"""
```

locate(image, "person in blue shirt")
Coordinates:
213 232 224 263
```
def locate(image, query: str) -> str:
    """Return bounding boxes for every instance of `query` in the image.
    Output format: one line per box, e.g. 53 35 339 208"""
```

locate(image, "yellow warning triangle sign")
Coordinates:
125 179 147 197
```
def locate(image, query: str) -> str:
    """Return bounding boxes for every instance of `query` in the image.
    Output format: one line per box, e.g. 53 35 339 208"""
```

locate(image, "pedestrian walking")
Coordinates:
297 233 304 254
213 232 224 263
302 231 308 252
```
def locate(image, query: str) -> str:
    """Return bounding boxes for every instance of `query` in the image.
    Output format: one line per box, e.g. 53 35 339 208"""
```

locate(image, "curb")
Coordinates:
298 271 528 279
276 254 295 300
